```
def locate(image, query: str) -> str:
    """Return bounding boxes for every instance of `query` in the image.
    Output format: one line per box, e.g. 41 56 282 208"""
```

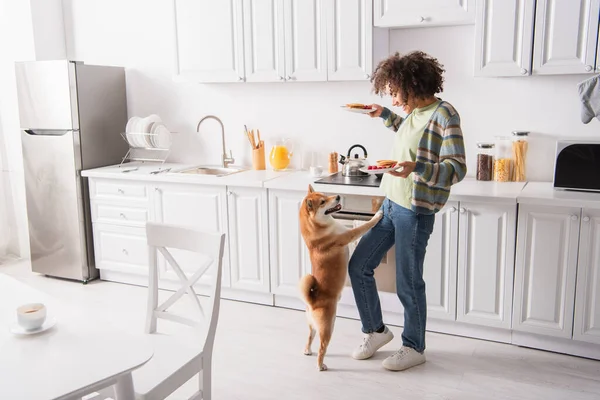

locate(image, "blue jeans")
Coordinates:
348 198 435 353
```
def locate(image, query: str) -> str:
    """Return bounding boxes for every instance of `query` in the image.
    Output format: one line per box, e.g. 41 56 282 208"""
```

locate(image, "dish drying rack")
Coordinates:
119 131 172 167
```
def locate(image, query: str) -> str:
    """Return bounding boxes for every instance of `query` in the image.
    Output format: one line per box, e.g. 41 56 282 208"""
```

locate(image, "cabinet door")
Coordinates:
457 202 516 329
227 187 270 292
513 205 581 338
326 0 373 81
283 0 328 81
532 0 600 75
174 0 245 82
474 0 536 77
574 208 600 344
92 223 149 276
152 184 230 287
269 190 311 297
373 0 474 28
423 201 459 321
242 0 286 82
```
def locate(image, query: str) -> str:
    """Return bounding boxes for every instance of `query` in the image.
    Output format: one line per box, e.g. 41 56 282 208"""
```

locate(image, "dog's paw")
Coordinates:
318 363 328 371
304 349 313 356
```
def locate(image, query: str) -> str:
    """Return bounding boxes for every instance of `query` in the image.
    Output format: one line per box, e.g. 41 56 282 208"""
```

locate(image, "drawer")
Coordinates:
92 180 148 200
92 203 148 226
92 223 149 275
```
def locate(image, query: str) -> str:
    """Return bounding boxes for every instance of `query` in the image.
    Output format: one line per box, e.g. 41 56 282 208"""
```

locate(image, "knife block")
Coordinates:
252 146 266 170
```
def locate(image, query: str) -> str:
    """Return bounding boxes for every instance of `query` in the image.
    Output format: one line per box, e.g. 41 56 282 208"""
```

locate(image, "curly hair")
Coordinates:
371 51 445 104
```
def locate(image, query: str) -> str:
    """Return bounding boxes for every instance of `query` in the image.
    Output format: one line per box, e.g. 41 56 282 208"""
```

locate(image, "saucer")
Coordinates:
10 317 56 336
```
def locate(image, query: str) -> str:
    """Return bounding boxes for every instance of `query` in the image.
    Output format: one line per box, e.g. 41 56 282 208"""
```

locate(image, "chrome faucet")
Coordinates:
196 115 234 168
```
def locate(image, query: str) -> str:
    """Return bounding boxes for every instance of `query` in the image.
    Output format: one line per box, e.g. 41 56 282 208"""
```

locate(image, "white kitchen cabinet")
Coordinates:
374 0 475 28
174 0 245 83
457 202 516 329
574 208 600 345
227 186 271 293
513 205 581 338
268 190 310 298
92 223 149 276
152 183 231 287
473 0 536 77
242 0 286 82
325 0 388 81
283 0 328 81
423 202 459 321
532 0 600 75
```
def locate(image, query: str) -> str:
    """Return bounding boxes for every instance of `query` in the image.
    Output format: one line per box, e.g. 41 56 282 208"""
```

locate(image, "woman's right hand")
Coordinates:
368 104 383 118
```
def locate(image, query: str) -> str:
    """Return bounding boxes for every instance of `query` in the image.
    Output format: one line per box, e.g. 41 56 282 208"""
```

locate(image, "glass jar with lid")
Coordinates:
476 142 494 181
511 131 529 182
494 136 512 182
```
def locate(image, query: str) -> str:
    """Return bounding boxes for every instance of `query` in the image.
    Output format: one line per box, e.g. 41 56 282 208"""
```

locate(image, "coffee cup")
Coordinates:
310 166 323 177
17 303 47 330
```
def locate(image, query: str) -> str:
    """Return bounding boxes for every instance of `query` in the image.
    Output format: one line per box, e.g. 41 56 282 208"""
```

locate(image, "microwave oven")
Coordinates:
554 140 600 192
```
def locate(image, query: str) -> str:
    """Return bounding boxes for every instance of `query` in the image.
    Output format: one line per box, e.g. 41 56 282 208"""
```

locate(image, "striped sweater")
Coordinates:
380 101 467 215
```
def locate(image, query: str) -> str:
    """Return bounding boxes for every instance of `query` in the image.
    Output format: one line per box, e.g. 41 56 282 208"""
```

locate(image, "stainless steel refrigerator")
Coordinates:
15 60 129 282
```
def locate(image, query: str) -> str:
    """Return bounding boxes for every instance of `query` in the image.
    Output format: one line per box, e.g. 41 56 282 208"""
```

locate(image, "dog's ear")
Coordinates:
306 199 313 210
308 184 314 193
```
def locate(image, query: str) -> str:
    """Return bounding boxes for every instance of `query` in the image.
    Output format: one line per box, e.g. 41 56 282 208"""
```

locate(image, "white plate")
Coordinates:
125 116 141 133
10 317 56 336
150 123 171 149
359 165 402 175
341 106 376 114
140 114 162 147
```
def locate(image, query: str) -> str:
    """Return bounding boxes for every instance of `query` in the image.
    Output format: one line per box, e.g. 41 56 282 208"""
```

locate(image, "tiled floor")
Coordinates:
2 260 600 400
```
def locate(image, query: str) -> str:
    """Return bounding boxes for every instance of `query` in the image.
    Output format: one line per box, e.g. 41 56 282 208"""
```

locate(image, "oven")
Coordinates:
554 140 600 192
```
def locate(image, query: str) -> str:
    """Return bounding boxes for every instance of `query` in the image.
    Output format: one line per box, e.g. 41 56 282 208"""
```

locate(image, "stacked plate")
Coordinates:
125 114 171 149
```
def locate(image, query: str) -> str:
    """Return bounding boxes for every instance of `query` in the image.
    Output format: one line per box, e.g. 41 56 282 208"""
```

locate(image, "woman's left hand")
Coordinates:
388 161 416 178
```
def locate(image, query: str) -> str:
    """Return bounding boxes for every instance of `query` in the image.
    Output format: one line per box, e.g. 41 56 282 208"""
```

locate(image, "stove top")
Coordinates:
314 172 381 187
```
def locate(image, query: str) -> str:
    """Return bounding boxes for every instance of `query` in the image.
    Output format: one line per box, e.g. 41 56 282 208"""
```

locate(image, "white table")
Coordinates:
0 274 153 400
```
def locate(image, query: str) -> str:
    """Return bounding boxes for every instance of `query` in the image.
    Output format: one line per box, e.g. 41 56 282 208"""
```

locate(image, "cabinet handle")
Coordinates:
118 188 124 194
585 65 593 72
449 206 457 213
459 207 466 214
520 68 528 75
419 16 426 22
571 215 579 221
238 77 244 81
122 249 128 256
287 75 296 81
279 76 285 81
583 216 591 222
120 213 127 219
365 74 370 79
227 190 233 196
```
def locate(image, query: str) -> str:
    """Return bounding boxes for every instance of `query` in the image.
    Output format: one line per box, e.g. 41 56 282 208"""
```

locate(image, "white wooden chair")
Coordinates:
129 222 226 400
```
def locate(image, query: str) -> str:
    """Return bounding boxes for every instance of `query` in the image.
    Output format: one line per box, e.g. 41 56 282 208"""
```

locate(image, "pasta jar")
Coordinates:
494 136 512 182
476 142 494 181
511 131 529 182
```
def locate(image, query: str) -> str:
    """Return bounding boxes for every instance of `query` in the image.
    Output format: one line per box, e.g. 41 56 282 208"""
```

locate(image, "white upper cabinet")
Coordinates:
456 203 516 329
513 205 581 339
283 0 328 81
374 0 475 28
474 0 536 77
533 0 600 75
242 0 286 82
326 0 372 81
174 0 245 82
574 208 600 345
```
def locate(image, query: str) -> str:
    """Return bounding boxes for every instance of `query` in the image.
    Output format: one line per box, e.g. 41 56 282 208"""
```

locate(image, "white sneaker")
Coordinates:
351 327 394 360
382 346 426 371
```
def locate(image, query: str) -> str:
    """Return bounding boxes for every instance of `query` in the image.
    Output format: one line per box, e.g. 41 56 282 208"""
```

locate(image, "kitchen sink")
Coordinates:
176 166 246 177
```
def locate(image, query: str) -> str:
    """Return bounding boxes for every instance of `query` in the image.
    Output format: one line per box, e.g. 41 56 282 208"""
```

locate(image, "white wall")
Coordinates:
54 1 600 182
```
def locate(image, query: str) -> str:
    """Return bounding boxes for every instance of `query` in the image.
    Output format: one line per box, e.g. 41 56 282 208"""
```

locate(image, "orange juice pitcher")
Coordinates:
269 139 293 171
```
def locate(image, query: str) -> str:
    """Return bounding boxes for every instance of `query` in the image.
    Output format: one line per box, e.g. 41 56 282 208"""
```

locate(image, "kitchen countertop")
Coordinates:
264 171 527 204
81 162 291 188
518 181 600 208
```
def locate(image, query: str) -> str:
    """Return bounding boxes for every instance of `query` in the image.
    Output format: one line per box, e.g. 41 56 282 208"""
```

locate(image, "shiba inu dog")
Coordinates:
298 184 383 371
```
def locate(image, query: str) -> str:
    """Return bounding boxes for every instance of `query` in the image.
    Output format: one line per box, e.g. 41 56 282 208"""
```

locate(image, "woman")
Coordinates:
348 51 467 371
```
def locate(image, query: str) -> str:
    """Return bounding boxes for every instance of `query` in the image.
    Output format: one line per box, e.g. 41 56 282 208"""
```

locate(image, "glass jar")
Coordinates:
476 142 494 181
511 131 529 182
494 136 512 182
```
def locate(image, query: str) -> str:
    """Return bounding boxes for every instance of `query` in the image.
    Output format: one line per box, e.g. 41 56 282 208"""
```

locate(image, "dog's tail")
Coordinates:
299 274 318 307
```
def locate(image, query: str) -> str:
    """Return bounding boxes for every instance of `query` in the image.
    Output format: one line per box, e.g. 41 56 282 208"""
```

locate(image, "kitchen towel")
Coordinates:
578 74 600 124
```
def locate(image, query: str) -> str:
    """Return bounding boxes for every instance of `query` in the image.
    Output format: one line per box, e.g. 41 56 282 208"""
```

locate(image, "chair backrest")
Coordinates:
145 222 225 352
